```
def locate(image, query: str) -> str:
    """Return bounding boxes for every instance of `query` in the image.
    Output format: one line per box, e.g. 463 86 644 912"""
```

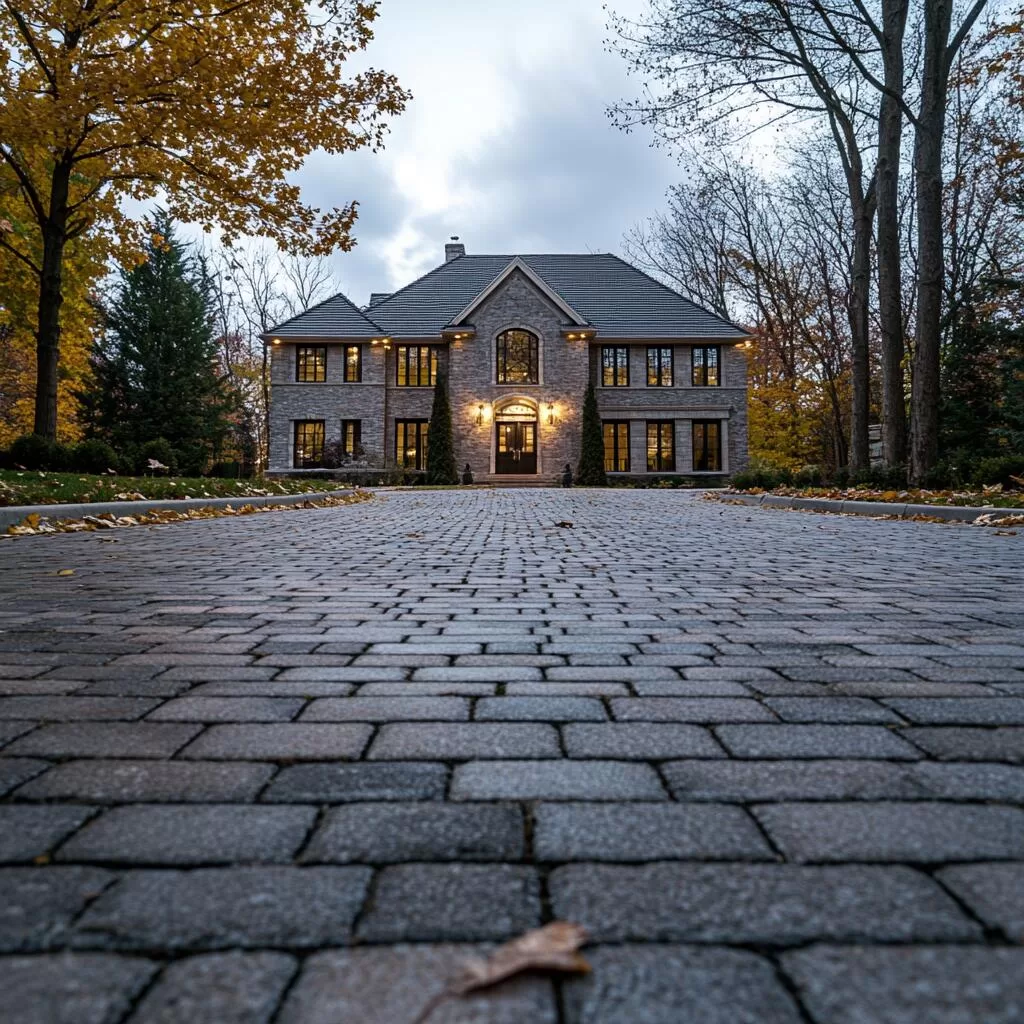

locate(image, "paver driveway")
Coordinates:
1 488 1023 1023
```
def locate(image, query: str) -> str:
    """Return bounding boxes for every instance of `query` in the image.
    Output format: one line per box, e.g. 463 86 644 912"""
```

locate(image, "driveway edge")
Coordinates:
718 492 1012 523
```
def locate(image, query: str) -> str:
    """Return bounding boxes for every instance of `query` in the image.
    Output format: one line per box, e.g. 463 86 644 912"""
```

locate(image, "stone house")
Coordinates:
265 241 749 482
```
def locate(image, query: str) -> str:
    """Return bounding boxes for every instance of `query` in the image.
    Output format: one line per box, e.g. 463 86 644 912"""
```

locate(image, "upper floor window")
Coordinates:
693 420 722 471
296 346 326 382
692 345 721 387
293 420 325 468
601 346 629 387
496 329 539 385
647 346 674 387
344 345 362 383
397 345 437 387
603 421 630 472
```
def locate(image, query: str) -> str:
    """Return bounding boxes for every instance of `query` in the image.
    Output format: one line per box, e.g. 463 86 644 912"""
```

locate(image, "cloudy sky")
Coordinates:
297 0 683 305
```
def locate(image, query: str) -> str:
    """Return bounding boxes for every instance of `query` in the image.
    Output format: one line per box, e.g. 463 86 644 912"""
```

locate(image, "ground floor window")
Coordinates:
692 420 722 471
341 419 362 459
396 419 429 470
646 420 675 472
294 420 325 468
603 421 630 472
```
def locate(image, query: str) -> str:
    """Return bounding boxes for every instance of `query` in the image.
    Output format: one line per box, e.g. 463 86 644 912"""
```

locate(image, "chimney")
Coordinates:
445 236 466 262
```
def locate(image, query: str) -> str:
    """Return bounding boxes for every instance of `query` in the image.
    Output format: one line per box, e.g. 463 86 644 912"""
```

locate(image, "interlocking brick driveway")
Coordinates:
1 488 1023 1023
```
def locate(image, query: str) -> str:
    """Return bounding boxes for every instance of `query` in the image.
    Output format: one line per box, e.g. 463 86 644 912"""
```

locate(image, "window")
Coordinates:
341 419 362 459
344 345 362 383
692 345 721 387
496 329 539 384
646 421 675 472
296 346 327 382
397 345 437 387
293 420 325 468
601 346 629 387
603 421 630 472
692 420 722 471
396 419 429 470
647 346 674 387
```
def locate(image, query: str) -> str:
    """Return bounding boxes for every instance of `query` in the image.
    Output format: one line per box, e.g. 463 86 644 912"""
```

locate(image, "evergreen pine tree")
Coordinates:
426 371 458 484
576 380 607 486
79 212 236 473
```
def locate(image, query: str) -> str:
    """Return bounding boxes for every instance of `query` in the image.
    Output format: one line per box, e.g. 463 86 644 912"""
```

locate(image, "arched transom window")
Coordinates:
496 329 539 385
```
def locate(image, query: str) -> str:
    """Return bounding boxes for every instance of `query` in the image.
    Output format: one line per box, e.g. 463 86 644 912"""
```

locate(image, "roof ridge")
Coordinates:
603 253 751 336
266 289 384 336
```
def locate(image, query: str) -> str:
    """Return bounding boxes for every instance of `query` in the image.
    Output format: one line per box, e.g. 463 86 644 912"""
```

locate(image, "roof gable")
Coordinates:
448 257 588 327
264 291 383 339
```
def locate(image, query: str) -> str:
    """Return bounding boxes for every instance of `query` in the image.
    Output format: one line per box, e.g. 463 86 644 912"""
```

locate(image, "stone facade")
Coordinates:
269 267 748 481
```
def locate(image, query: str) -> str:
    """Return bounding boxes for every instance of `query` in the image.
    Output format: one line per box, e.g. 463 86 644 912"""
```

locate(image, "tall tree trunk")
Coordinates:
910 0 954 484
877 0 910 469
848 192 874 472
34 160 72 441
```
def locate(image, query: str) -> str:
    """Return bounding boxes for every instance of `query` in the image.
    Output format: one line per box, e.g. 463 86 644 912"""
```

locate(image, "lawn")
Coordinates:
0 471 347 507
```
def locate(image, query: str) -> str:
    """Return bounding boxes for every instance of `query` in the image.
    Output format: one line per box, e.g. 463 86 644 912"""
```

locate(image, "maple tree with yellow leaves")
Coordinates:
0 0 409 440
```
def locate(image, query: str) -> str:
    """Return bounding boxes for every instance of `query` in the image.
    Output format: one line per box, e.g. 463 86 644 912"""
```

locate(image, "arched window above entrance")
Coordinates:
496 329 539 385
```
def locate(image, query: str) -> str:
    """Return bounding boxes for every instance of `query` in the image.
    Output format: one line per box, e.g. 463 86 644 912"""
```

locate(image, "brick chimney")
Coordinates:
445 236 466 262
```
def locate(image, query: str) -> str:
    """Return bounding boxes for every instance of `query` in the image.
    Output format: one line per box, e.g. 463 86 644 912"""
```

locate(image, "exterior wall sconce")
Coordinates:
477 403 485 425
546 403 556 425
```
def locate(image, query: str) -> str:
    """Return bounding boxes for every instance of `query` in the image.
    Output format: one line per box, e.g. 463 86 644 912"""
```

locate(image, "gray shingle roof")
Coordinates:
267 292 382 338
267 253 747 340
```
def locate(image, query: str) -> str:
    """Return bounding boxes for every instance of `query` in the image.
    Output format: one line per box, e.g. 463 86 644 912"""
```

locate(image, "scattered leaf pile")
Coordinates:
723 482 1024 509
3 492 372 538
412 922 590 1024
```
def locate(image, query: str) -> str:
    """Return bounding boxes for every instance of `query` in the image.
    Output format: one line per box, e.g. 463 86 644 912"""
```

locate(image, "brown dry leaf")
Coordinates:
450 922 590 995
412 923 589 1024
555 520 574 528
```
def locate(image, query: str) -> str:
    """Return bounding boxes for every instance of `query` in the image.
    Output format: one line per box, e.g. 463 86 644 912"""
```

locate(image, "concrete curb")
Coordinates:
0 489 356 531
719 491 1013 523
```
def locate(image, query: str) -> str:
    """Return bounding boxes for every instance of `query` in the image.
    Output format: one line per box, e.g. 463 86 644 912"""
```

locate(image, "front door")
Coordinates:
495 421 537 474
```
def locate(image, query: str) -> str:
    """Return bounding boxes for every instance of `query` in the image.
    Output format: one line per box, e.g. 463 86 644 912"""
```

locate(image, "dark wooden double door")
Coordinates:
495 421 537 474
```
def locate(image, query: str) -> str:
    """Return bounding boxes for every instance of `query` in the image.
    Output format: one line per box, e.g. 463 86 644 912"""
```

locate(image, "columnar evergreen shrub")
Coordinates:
426 372 458 485
575 382 607 487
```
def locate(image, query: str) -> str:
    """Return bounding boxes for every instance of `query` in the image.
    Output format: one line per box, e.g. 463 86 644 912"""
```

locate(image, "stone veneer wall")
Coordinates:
267 271 749 477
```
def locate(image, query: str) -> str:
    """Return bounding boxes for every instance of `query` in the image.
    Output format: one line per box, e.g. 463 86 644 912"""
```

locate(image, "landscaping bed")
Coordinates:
0 470 347 507
725 484 1024 509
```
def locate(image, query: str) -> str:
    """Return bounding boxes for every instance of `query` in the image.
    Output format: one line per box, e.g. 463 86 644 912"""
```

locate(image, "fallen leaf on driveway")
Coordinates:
412 922 589 1023
56 569 75 576
555 520 574 528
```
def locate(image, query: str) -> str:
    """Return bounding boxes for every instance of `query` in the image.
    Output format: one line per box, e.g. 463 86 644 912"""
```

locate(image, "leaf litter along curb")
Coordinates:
411 922 590 1024
2 491 373 538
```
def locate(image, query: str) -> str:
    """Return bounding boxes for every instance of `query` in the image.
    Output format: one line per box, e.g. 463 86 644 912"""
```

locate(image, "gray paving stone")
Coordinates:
781 945 1024 1024
835 680 997 696
716 724 923 759
611 698 775 722
262 762 447 802
147 697 304 722
75 867 371 950
450 761 666 801
475 696 606 721
902 727 1024 761
367 723 560 759
300 696 469 721
506 682 629 696
534 803 773 861
127 951 297 1024
356 681 496 695
302 803 523 863
357 864 540 941
179 724 371 761
277 945 557 1024
0 697 159 720
885 696 1024 724
15 759 275 803
0 806 95 862
0 867 114 951
562 945 803 1024
764 696 902 723
413 666 543 682
57 805 316 865
0 757 49 795
1 952 158 1024
187 681 355 697
754 803 1024 863
548 863 979 943
938 863 1024 941
562 723 725 759
4 723 201 759
631 680 751 696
